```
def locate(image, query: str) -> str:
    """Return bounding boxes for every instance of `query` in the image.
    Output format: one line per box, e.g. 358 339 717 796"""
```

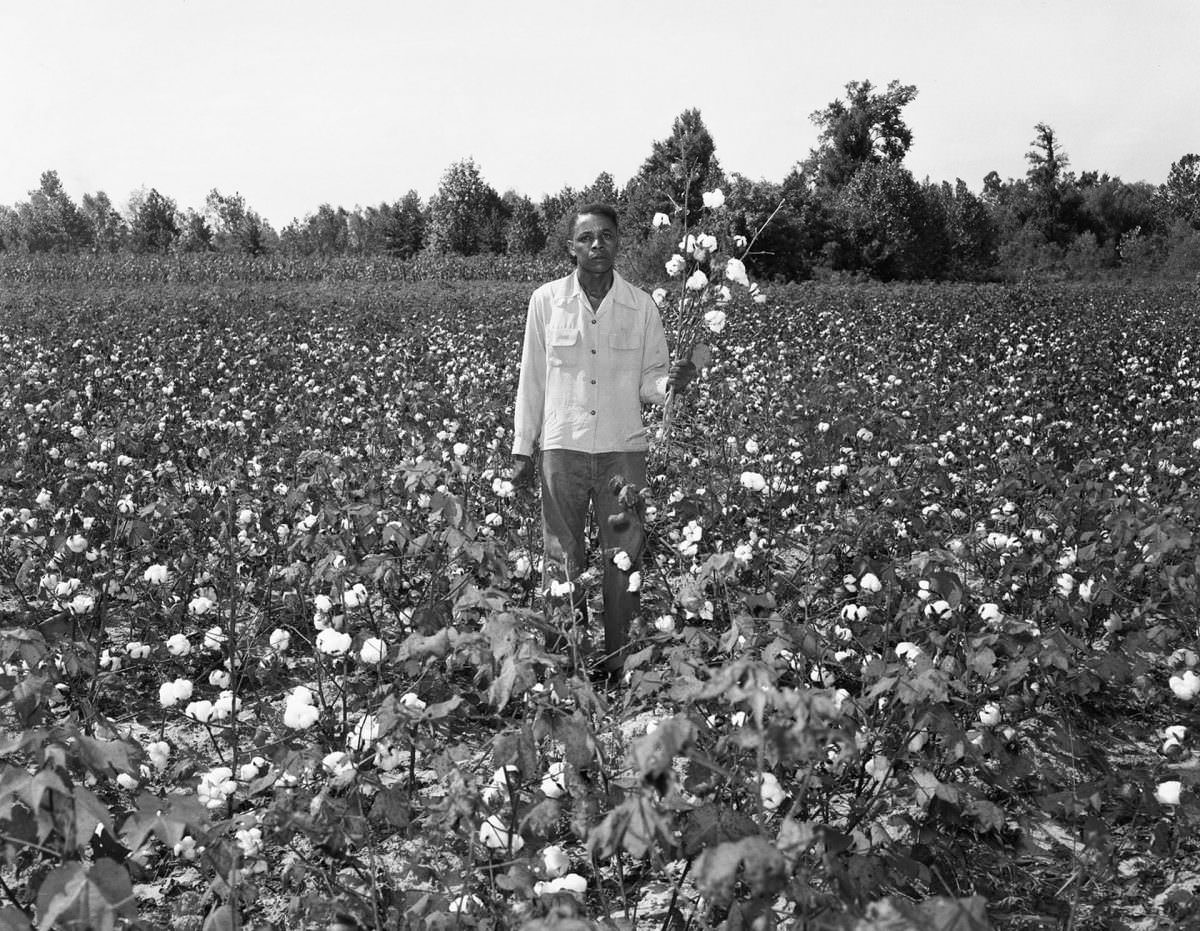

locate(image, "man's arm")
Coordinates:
512 291 546 458
640 298 696 403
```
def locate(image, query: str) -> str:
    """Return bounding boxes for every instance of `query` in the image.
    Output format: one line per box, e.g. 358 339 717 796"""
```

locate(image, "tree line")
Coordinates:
3 79 1199 282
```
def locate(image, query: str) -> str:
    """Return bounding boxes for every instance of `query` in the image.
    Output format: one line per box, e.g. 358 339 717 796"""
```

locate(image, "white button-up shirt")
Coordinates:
512 270 671 456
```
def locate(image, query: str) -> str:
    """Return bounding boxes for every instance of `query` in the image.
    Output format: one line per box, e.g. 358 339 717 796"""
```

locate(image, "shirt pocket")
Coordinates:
608 331 642 369
547 328 579 367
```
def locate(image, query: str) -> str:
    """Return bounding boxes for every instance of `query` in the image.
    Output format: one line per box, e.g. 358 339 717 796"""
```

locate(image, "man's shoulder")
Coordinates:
613 272 658 312
531 273 574 303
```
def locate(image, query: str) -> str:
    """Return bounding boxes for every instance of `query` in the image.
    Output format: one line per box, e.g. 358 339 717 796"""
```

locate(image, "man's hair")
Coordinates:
566 203 619 239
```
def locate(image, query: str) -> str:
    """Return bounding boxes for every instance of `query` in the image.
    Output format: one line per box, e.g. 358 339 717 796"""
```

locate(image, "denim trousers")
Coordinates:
540 449 647 672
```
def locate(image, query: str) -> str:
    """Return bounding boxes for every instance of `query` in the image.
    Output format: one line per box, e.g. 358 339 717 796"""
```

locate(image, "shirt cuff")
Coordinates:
512 436 536 457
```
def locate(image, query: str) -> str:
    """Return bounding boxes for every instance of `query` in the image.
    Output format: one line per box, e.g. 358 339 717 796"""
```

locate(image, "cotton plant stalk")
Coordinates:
653 189 779 450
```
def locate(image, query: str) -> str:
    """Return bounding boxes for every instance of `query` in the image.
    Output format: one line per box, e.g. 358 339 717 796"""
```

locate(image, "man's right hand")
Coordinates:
512 454 535 489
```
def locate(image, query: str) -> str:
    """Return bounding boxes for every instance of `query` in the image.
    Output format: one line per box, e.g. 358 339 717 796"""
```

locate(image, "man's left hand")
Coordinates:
668 360 697 393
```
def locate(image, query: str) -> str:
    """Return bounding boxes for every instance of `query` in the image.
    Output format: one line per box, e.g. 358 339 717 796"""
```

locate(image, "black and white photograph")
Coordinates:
2 2 1199 928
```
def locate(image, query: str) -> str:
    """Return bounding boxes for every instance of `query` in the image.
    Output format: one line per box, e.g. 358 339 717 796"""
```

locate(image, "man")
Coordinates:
511 203 694 681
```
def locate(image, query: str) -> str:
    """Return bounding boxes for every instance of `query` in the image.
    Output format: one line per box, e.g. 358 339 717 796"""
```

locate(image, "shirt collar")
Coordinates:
567 269 633 307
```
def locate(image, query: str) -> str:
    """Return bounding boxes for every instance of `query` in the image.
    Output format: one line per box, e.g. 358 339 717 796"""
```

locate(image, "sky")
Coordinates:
2 0 1197 229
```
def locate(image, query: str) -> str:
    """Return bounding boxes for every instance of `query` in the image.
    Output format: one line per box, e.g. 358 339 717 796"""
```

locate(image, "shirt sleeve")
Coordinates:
639 295 672 406
512 290 546 456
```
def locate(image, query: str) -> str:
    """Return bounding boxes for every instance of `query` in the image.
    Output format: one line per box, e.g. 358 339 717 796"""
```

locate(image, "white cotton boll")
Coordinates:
703 309 727 333
269 628 291 653
612 550 632 572
740 471 767 492
686 270 709 291
977 603 1002 623
314 594 333 614
1169 670 1200 700
316 628 352 656
627 571 641 592
540 844 570 878
859 572 882 593
359 637 387 664
189 596 215 616
166 634 191 657
1155 780 1183 806
759 773 786 811
342 583 367 609
723 257 749 287
283 702 319 730
478 814 524 851
651 286 668 306
184 700 215 723
146 740 170 771
894 642 922 665
143 564 170 585
399 692 427 711
202 626 225 651
541 761 568 799
347 714 379 751
978 702 1002 727
702 188 725 210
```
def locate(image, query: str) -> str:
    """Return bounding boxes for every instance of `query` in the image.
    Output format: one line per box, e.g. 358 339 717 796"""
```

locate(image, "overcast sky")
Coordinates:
2 0 1197 228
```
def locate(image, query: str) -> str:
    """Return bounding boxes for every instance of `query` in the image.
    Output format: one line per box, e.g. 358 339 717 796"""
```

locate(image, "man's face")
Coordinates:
569 213 620 275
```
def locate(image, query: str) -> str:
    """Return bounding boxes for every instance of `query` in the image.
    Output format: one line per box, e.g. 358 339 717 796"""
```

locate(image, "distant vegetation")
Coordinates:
2 79 1199 282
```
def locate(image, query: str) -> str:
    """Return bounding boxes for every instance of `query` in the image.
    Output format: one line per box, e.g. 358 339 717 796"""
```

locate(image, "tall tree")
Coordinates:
428 158 505 255
205 189 275 255
384 190 427 258
624 109 723 233
1024 123 1075 244
80 191 126 252
18 170 92 251
177 209 215 252
502 192 546 255
804 80 918 190
1158 154 1200 229
834 161 950 280
128 188 179 253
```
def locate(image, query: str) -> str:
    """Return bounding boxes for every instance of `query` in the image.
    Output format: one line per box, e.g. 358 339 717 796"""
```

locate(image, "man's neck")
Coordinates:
577 268 614 300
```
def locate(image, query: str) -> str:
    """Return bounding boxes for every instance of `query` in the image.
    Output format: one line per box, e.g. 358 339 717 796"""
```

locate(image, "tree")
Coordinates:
926 180 999 278
803 80 919 190
1024 123 1075 245
0 206 19 251
581 171 620 207
384 190 427 258
205 189 275 255
177 209 214 252
503 192 546 255
428 157 506 255
539 184 581 257
834 161 950 280
128 188 179 253
1158 154 1200 229
80 191 126 252
1076 173 1158 246
624 109 723 233
17 170 91 251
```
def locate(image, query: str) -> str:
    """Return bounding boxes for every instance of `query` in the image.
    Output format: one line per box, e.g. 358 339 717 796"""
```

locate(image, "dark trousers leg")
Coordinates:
594 452 648 673
540 450 591 657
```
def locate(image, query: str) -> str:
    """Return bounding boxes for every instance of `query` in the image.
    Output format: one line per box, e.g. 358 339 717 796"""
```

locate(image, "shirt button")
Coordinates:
591 349 597 355
591 318 597 324
590 410 596 415
590 379 596 384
